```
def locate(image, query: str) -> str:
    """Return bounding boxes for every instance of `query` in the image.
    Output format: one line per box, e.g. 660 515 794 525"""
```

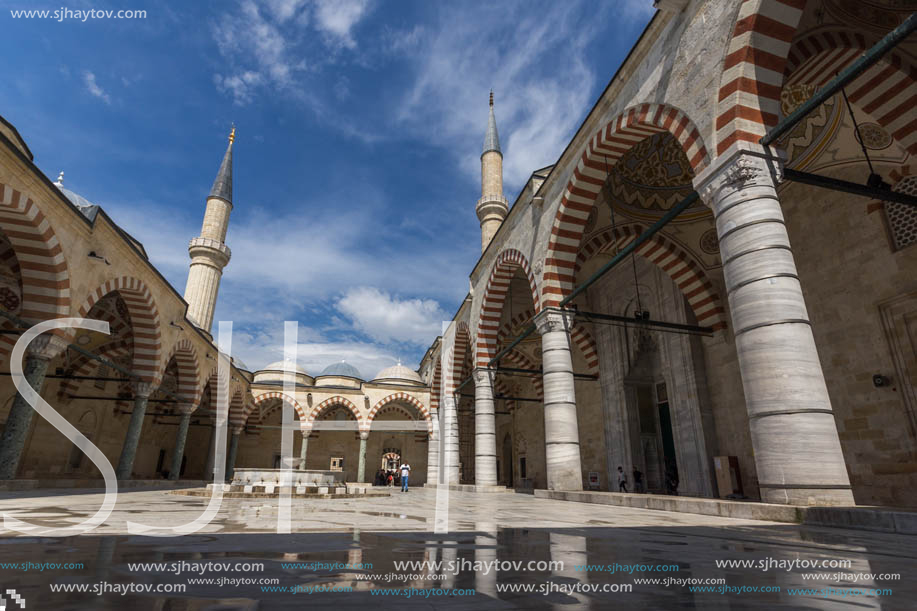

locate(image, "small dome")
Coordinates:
373 363 422 385
318 361 363 379
261 360 310 376
59 187 100 221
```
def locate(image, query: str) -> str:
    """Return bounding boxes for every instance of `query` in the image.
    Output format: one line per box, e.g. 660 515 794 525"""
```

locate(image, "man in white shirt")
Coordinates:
400 462 411 492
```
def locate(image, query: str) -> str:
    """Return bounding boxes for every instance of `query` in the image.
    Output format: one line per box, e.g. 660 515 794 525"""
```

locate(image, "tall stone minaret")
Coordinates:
184 127 234 333
476 92 508 252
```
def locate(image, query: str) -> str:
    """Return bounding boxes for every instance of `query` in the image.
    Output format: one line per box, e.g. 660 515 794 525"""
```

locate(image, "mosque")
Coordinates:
1 0 916 509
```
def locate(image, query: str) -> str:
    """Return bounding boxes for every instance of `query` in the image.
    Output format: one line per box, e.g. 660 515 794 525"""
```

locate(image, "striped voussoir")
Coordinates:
715 0 807 155
574 224 727 330
77 277 162 384
476 249 540 367
368 392 432 436
494 306 599 377
0 182 71 333
447 321 471 394
253 390 307 423
543 103 710 307
162 339 201 405
306 395 363 433
430 360 442 412
501 348 544 400
57 339 131 400
228 390 247 432
0 237 20 363
784 30 916 155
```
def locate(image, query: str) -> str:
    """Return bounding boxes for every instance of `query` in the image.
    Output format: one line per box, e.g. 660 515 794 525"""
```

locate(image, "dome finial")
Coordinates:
54 171 64 187
228 123 235 144
489 90 493 107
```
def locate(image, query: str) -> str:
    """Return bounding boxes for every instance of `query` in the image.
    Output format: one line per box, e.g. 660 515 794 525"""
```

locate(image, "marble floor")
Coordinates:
0 487 914 609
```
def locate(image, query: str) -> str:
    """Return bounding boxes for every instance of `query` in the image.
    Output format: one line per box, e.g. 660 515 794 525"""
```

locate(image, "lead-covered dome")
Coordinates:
253 360 312 386
319 361 362 379
372 364 423 386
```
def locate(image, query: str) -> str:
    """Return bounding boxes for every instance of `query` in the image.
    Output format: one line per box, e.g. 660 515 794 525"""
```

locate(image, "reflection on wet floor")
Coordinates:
1 488 915 609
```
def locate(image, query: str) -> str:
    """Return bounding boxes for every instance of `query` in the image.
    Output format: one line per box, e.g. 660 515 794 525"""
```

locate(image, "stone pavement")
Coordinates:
0 487 913 609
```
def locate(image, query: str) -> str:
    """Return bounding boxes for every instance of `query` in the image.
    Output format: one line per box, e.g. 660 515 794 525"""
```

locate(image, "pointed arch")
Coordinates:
543 103 710 307
368 392 432 427
714 0 806 154
306 395 363 432
162 338 201 405
253 391 307 423
446 320 471 394
476 248 540 367
228 389 247 432
500 349 543 400
76 276 162 384
574 224 727 330
57 340 132 400
495 306 599 375
430 360 442 413
0 182 70 322
783 29 917 154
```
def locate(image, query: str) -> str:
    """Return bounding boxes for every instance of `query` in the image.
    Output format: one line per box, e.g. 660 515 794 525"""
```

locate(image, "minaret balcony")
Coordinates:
476 194 509 221
188 237 232 266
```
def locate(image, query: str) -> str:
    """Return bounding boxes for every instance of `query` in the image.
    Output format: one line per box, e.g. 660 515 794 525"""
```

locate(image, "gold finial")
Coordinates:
228 124 235 144
489 90 493 107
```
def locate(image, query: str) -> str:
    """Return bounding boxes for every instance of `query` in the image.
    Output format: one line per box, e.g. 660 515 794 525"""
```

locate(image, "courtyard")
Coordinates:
0 487 913 609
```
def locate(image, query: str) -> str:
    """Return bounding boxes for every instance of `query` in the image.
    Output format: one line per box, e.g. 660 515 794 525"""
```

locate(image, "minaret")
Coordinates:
476 91 508 252
184 127 234 333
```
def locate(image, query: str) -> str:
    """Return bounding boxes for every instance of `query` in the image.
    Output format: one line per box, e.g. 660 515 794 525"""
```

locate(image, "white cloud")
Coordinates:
337 287 447 345
82 71 111 104
394 1 645 191
313 0 371 49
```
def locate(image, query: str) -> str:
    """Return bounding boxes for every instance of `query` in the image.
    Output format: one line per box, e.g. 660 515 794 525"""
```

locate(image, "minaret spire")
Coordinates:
476 91 508 252
184 126 235 334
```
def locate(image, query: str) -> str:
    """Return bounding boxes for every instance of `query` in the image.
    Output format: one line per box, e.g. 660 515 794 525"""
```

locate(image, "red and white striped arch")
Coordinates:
446 321 471 394
574 224 727 330
543 103 710 307
368 392 432 436
228 390 248 432
57 340 131 400
784 30 917 155
251 390 307 424
305 395 363 433
476 248 540 367
430 360 441 412
0 182 70 325
494 307 599 375
501 348 544 400
715 0 807 154
76 277 162 384
162 339 201 405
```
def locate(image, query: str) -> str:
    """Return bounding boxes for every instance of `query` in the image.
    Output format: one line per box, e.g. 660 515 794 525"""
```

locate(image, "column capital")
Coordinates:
177 402 196 415
534 307 575 336
359 430 369 441
472 367 494 385
25 334 69 361
693 145 785 207
131 381 155 398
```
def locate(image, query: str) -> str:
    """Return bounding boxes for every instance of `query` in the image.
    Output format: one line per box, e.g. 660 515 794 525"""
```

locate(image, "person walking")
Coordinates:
633 469 644 493
400 462 411 492
617 466 628 493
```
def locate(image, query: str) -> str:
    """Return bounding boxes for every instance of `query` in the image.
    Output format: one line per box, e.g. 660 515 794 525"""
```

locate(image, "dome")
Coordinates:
59 187 101 222
318 361 363 380
372 363 422 385
261 360 310 376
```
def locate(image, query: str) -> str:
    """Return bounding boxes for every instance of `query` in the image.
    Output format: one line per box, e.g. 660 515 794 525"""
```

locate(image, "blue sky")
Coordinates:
0 0 654 376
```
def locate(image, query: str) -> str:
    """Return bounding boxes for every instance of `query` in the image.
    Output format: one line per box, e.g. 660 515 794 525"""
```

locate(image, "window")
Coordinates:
519 456 527 479
330 457 344 472
885 176 917 251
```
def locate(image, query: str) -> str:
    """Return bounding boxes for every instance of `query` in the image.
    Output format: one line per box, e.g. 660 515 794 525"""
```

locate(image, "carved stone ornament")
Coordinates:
534 308 575 335
697 151 782 207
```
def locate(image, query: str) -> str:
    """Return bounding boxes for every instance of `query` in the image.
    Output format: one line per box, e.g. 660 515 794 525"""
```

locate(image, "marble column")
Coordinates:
474 522 498 598
357 432 368 483
168 407 193 480
535 307 583 491
0 335 67 479
694 146 853 505
299 432 309 469
116 381 154 480
226 430 240 481
426 407 439 485
442 395 460 484
473 368 497 486
204 423 217 481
